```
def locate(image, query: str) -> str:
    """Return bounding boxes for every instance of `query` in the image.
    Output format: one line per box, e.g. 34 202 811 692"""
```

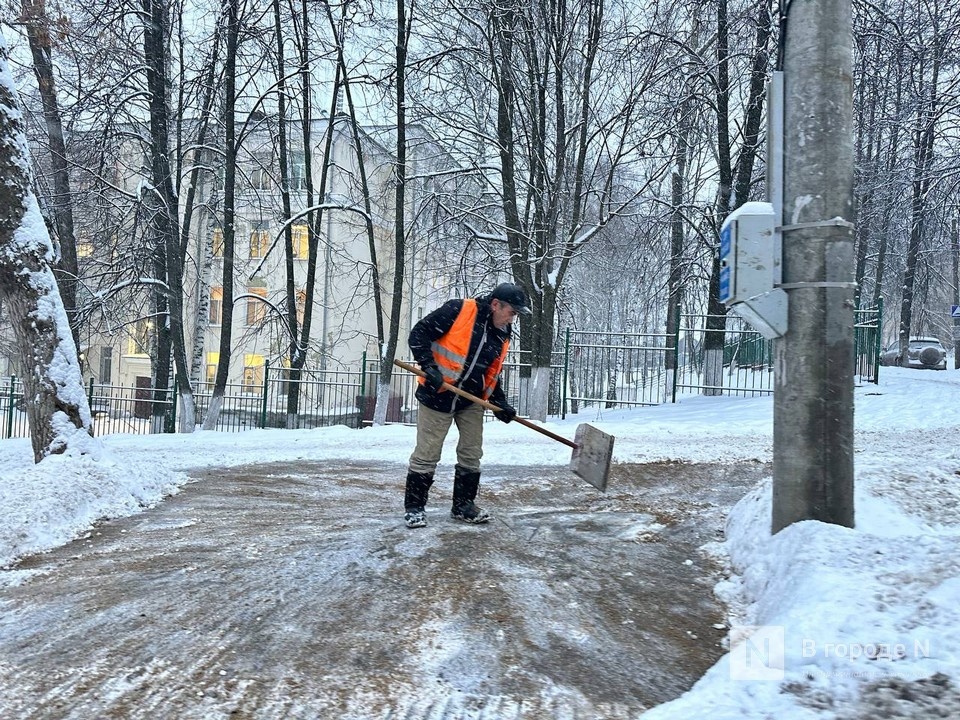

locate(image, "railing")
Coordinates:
559 306 882 416
562 330 672 417
673 314 775 399
1 376 27 440
854 300 882 384
0 307 883 440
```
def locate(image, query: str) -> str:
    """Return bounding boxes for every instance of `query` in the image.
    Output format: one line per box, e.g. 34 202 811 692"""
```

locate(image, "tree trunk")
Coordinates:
273 0 298 429
183 39 221 389
285 0 340 424
142 0 196 432
0 36 93 462
871 36 906 311
374 0 410 426
897 47 940 364
704 0 771 396
323 0 386 350
21 0 81 362
203 0 239 431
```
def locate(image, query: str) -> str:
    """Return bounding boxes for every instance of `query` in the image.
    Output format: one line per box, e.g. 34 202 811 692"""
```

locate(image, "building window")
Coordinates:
246 286 268 326
296 288 307 328
243 353 265 393
77 239 94 257
212 228 224 258
99 346 113 383
290 151 307 190
210 286 223 325
205 351 219 389
250 163 271 191
249 229 270 259
291 224 309 259
126 319 153 356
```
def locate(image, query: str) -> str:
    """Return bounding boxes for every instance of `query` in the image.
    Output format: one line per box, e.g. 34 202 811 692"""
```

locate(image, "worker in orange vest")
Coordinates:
403 283 531 528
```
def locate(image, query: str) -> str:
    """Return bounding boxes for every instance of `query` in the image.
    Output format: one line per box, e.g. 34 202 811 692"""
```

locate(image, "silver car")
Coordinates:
880 336 948 370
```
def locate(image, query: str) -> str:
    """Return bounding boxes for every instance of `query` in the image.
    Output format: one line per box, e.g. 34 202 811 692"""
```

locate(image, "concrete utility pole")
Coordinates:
953 217 959 369
772 0 856 533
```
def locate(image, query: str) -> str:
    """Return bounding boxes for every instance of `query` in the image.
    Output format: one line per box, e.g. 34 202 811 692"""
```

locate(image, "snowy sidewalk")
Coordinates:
0 459 767 719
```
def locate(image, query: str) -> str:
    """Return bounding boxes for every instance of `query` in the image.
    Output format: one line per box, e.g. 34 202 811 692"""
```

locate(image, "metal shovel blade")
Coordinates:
570 424 615 492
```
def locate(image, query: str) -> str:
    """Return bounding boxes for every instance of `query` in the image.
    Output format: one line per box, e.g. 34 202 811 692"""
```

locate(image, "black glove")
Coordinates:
422 365 445 391
493 402 516 423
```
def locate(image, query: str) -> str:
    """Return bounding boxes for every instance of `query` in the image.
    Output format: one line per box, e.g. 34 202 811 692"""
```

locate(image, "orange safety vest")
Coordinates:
421 299 509 400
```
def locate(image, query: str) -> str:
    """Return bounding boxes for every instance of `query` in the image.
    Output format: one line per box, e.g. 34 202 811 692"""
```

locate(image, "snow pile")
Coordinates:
644 421 960 717
0 450 186 568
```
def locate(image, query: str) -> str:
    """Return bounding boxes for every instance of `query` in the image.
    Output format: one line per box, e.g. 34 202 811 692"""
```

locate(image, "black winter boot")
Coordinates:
404 471 434 528
451 464 490 524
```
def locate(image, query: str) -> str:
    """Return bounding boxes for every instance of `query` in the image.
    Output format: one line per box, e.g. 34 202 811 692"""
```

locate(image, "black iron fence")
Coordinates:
560 305 882 416
0 307 882 439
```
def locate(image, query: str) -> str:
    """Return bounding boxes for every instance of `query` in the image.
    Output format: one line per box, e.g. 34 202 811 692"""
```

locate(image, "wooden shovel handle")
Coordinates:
393 359 578 449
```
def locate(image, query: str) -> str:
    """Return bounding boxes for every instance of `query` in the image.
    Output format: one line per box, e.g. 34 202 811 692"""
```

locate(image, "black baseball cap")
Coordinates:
490 282 532 315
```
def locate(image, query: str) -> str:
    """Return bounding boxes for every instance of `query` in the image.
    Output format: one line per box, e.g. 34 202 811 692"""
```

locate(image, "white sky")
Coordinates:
2 366 959 716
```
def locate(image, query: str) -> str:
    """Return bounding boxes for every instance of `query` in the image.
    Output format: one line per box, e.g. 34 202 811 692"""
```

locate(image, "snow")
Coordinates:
2 366 960 716
14 197 95 451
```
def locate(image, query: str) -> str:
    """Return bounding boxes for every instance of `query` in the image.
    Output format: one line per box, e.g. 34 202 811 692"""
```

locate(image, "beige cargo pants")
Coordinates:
408 403 485 474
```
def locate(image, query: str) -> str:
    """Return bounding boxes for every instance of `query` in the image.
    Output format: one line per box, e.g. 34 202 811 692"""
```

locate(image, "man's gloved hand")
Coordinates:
422 365 445 391
493 402 516 424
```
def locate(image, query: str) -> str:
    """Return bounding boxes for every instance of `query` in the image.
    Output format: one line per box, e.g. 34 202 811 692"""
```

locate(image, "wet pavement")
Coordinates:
0 459 769 719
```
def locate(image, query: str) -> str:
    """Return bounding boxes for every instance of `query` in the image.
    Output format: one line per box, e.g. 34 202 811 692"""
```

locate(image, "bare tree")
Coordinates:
19 0 82 361
894 0 958 363
141 0 197 431
700 0 773 395
202 0 240 430
0 31 93 462
371 0 412 425
414 0 675 419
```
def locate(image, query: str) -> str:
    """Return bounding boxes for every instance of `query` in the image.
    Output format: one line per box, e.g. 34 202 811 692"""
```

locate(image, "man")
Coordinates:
403 282 531 528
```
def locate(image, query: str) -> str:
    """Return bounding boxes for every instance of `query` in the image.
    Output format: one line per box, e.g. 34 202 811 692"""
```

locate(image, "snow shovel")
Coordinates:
394 359 615 492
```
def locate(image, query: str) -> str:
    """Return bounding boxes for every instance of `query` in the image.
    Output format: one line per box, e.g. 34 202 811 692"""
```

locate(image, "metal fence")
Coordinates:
560 306 882 416
0 308 882 440
854 301 882 384
673 314 776 399
561 330 672 414
0 377 28 440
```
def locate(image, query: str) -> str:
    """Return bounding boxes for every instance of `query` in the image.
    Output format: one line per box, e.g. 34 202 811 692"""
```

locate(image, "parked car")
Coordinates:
879 336 948 370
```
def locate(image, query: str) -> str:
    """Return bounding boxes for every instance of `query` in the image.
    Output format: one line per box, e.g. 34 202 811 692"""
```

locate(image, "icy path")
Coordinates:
0 460 769 719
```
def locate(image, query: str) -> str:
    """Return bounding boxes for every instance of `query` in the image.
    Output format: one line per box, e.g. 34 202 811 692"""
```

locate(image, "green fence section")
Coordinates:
0 307 882 440
854 300 883 384
672 314 777 399
562 330 672 416
1 376 27 440
562 306 882 415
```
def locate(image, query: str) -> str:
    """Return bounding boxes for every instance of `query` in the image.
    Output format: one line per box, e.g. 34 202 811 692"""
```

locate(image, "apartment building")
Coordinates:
3 116 472 410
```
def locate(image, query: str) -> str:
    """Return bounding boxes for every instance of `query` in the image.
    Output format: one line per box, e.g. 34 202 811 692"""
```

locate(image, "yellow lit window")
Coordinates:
291 224 309 259
212 228 224 258
242 353 265 393
205 351 220 388
77 239 94 257
246 286 268 326
249 229 270 259
209 286 223 325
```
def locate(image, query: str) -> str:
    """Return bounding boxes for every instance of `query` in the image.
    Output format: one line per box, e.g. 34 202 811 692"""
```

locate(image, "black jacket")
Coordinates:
408 296 511 413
